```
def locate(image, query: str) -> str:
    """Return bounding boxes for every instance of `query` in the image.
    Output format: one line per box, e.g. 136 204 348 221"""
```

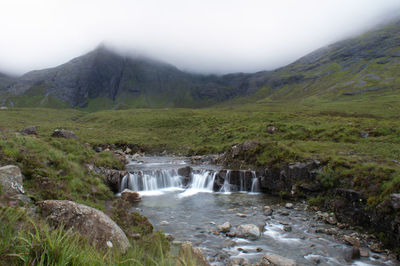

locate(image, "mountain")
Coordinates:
1 19 400 109
245 20 400 102
0 46 261 109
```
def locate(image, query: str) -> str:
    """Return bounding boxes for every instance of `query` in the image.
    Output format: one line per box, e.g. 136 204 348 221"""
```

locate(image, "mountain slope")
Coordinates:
246 20 400 102
1 19 400 109
0 46 258 109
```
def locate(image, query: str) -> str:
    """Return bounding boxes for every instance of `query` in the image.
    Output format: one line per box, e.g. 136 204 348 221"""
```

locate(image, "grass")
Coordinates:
0 207 176 266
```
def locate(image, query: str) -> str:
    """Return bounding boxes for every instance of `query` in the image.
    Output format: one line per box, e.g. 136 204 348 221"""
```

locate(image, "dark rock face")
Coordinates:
1 46 254 108
178 166 192 187
51 129 78 140
87 165 127 193
226 170 254 192
213 170 227 191
39 200 130 252
21 126 38 135
257 161 321 194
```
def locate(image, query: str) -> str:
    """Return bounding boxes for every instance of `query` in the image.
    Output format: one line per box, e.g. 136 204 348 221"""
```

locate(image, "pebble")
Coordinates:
160 221 169 225
285 203 294 209
236 213 247 217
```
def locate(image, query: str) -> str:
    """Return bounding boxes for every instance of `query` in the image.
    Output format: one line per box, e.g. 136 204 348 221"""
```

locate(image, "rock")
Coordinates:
390 193 400 210
284 225 292 232
279 211 289 216
218 222 231 233
343 247 360 262
236 213 247 217
369 243 383 253
91 167 127 193
124 147 132 154
326 214 337 225
39 200 130 253
285 203 294 209
228 257 250 266
94 146 103 152
360 132 369 138
178 241 210 266
266 126 278 134
51 129 78 140
178 166 192 177
263 206 273 216
360 248 369 257
258 254 297 266
0 165 28 202
121 189 141 202
235 224 261 240
178 166 192 187
256 247 263 252
165 233 174 241
0 106 8 110
160 221 169 226
21 126 38 135
343 235 360 248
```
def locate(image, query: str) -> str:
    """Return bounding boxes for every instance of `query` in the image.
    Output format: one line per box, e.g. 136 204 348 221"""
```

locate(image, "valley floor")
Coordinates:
0 96 400 263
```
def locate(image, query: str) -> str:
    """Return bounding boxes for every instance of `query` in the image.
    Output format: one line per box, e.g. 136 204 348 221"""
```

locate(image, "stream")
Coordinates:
121 156 397 265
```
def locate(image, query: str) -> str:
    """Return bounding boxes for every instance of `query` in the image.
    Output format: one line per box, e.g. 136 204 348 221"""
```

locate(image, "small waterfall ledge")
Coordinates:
120 167 261 194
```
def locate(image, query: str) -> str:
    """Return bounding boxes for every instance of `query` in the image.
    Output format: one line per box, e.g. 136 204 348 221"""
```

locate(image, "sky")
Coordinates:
1 0 400 75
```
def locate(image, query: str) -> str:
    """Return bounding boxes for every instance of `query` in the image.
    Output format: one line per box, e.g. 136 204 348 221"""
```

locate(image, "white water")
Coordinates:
121 167 259 196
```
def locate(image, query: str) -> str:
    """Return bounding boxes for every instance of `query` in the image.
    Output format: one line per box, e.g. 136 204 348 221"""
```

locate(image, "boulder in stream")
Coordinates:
235 224 261 240
218 222 231 233
121 189 141 202
257 253 297 266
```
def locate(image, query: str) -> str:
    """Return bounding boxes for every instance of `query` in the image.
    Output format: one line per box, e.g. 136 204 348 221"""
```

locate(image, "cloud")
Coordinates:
0 0 400 75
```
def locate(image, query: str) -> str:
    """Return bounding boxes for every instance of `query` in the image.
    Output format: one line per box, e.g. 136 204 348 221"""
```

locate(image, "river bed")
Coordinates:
123 156 397 265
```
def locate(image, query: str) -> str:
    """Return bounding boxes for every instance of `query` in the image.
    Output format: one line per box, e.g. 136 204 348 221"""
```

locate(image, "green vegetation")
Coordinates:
0 93 399 207
0 207 175 266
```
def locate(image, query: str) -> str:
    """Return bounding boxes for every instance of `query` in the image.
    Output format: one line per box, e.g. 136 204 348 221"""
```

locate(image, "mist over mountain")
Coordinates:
1 18 400 109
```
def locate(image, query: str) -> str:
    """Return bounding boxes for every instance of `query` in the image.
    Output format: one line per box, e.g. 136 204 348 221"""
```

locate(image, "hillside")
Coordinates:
0 46 260 110
246 20 400 102
1 20 400 109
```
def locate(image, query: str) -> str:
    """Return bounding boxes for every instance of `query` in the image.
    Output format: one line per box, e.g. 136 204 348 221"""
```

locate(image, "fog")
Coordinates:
1 0 400 75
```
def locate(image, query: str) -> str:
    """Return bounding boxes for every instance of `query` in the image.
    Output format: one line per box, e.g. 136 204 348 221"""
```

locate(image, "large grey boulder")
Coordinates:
257 254 297 266
0 165 26 200
235 224 261 240
39 200 130 253
51 129 78 140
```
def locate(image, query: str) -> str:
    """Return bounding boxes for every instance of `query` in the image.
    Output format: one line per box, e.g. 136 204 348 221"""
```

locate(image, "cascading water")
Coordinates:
121 157 261 196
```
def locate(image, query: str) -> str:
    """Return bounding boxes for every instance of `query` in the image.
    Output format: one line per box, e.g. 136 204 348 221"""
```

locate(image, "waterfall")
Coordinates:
122 169 182 192
219 170 231 193
120 167 261 196
190 171 216 190
250 171 260 193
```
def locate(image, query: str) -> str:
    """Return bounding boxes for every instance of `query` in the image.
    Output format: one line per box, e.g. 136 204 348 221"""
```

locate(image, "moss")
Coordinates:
308 195 326 207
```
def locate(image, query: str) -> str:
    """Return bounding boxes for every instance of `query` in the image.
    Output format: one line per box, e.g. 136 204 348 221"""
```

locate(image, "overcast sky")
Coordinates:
1 0 400 75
